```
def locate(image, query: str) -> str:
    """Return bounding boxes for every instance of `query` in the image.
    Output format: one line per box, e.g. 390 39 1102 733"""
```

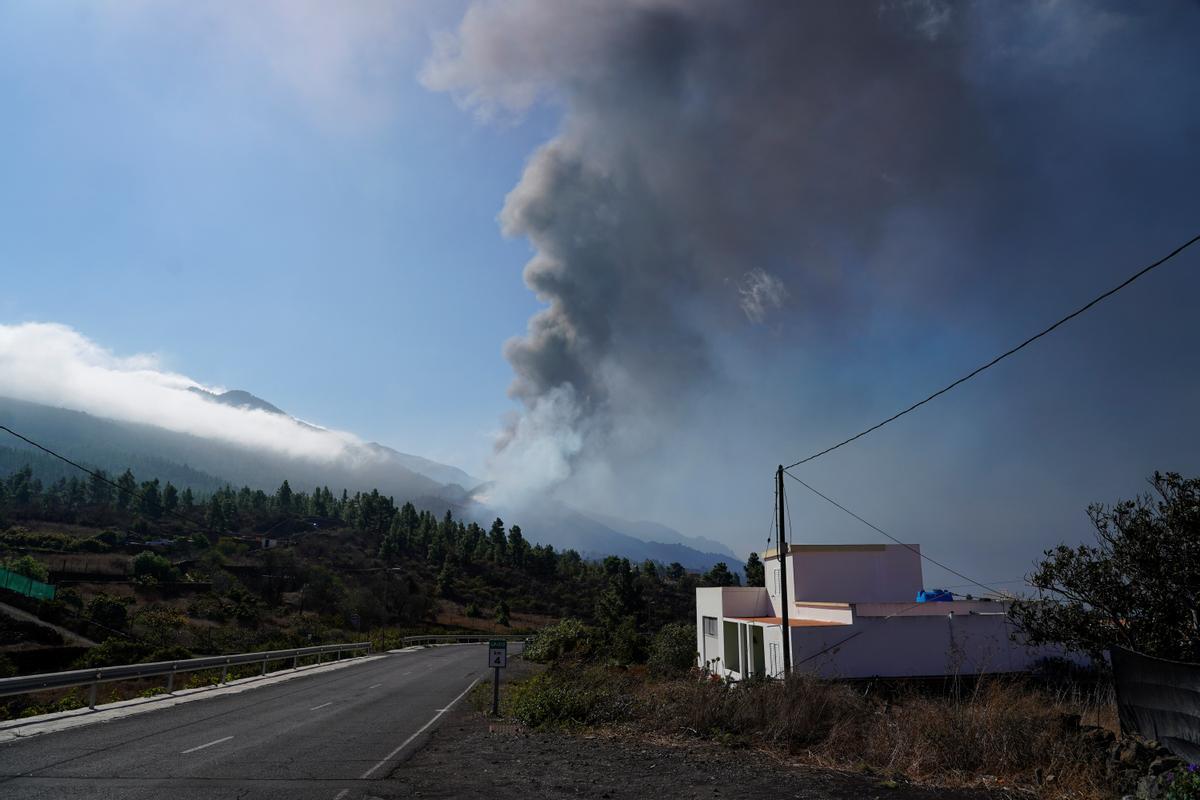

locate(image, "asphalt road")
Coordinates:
0 644 499 799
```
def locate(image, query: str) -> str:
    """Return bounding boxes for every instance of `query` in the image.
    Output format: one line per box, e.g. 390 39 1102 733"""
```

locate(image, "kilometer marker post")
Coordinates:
488 639 507 716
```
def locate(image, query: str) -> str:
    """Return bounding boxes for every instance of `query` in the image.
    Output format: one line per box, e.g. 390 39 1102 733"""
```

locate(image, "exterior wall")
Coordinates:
698 552 1075 680
696 587 774 676
696 588 725 671
788 610 1055 679
718 586 773 618
765 544 925 612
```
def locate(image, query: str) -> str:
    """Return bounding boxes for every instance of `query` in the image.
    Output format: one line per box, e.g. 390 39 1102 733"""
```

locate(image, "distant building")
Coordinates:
695 543 1066 680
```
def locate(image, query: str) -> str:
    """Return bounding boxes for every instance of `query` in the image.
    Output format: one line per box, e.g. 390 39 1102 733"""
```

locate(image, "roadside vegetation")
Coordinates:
0 462 744 718
496 473 1200 799
510 619 1121 798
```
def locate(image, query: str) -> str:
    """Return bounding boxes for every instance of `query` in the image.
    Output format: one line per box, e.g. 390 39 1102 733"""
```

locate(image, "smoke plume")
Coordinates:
422 1 1003 499
425 0 1200 523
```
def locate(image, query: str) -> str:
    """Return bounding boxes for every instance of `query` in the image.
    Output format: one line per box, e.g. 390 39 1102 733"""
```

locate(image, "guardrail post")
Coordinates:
293 654 299 669
88 681 97 709
221 663 228 685
166 670 174 694
336 648 341 661
261 658 268 676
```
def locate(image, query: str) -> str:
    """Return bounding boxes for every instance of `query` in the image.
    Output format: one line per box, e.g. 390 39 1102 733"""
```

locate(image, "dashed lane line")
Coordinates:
181 735 233 754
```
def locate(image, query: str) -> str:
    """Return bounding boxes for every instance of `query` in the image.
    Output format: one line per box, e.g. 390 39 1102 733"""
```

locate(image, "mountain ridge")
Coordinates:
0 393 734 571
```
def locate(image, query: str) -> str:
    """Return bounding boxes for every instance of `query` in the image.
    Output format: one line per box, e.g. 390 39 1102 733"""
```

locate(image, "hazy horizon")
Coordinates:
3 1 1199 587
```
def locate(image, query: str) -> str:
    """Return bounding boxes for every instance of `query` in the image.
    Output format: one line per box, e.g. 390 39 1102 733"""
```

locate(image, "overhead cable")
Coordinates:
784 233 1200 469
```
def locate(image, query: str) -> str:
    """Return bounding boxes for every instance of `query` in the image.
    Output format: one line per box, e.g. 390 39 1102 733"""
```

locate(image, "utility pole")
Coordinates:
777 465 792 677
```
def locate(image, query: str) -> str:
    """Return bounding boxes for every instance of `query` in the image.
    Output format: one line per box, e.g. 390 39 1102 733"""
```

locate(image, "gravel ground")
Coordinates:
382 659 1013 800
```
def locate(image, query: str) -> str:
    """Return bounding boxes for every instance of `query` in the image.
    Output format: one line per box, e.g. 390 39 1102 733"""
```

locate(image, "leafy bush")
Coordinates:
131 607 187 649
1165 765 1200 800
509 668 635 728
1011 472 1200 661
606 616 646 665
86 593 131 630
0 527 112 554
647 623 698 676
1 553 49 582
132 552 178 582
73 637 151 668
523 618 594 663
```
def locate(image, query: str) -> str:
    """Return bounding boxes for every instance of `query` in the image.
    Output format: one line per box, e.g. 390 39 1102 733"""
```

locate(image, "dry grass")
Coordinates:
434 601 555 633
514 668 1115 799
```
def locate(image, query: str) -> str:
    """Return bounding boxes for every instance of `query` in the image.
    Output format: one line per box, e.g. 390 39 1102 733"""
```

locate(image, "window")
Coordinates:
723 621 740 673
772 567 780 596
702 616 718 637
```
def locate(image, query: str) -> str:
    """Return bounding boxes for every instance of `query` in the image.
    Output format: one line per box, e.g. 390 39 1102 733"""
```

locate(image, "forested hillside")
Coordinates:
0 461 749 706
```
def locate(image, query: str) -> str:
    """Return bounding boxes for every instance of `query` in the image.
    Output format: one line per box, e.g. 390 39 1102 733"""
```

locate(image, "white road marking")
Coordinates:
359 678 480 779
310 702 333 711
181 735 233 754
367 683 382 689
332 789 349 800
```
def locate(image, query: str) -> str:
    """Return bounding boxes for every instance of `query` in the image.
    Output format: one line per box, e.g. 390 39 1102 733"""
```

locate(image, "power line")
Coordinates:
0 424 213 536
783 469 1008 598
942 579 1027 590
793 600 925 668
784 232 1200 470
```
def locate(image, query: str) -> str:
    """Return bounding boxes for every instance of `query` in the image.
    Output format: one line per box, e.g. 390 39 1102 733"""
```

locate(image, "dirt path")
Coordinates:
0 600 97 647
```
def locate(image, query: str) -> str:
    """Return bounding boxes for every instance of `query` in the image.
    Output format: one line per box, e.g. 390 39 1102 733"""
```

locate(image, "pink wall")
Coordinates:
766 544 925 612
787 612 1065 679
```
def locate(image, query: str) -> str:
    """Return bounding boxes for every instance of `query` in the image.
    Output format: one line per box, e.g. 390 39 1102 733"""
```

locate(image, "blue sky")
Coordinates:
0 1 553 472
1 2 1198 586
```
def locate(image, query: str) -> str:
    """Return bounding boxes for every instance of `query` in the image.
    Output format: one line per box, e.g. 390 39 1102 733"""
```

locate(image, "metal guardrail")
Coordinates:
0 641 372 709
400 634 528 648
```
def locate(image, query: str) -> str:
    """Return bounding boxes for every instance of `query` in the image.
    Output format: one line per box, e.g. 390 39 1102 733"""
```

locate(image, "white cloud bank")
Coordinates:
0 322 362 463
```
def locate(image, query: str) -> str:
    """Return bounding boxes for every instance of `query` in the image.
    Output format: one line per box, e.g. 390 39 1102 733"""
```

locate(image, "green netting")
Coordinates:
0 566 55 600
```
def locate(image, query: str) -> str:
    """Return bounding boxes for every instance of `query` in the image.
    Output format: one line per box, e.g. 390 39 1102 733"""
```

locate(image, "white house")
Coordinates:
696 543 1063 680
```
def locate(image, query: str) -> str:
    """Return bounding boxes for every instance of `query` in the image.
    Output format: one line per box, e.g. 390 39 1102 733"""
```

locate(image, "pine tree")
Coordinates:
88 469 113 507
115 469 136 512
138 479 162 519
162 482 179 514
744 553 765 587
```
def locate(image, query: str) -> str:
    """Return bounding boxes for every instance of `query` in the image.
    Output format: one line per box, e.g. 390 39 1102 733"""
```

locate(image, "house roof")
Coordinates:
729 616 849 627
763 543 893 560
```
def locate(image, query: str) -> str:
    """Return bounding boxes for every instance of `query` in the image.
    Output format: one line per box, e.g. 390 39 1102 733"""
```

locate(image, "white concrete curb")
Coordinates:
0 653 389 744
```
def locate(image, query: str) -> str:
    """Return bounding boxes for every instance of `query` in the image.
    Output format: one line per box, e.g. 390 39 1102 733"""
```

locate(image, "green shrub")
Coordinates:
647 623 697 676
132 552 178 582
86 593 131 630
73 637 151 668
1165 766 1200 800
524 618 594 663
509 668 634 728
1 554 49 582
607 616 646 665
